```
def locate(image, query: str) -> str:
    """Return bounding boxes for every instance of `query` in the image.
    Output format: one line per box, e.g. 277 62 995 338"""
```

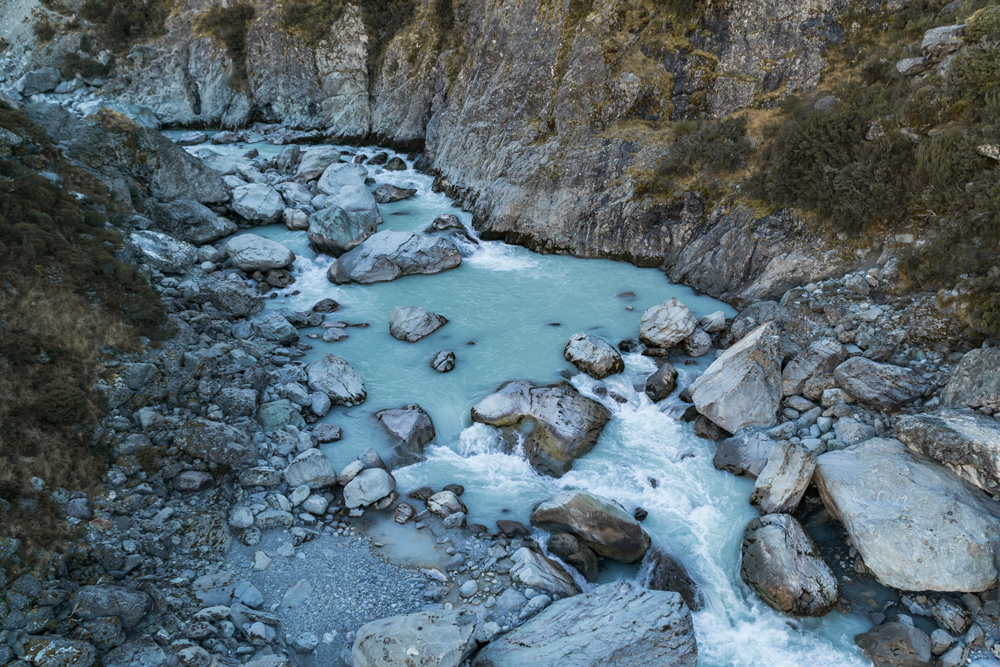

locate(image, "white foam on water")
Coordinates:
464 241 541 272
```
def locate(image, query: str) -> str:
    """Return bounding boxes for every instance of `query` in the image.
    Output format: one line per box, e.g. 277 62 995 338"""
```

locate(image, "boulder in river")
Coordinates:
854 622 932 667
328 231 462 284
509 547 581 597
389 306 448 342
781 338 847 396
307 205 378 256
699 311 726 333
372 183 417 203
531 491 651 563
376 404 435 454
353 609 477 667
833 357 928 412
431 350 456 372
645 362 678 402
642 550 704 611
690 322 782 434
384 156 407 171
344 468 396 508
941 348 1000 411
294 146 340 182
427 490 467 518
471 381 610 477
749 441 816 514
564 333 624 379
740 513 838 616
225 235 295 272
231 183 285 223
130 230 196 274
713 429 774 478
317 162 367 194
814 438 1000 591
325 183 382 224
306 354 366 406
424 214 465 233
681 329 711 357
639 298 697 348
547 532 599 582
895 409 1000 496
472 582 697 667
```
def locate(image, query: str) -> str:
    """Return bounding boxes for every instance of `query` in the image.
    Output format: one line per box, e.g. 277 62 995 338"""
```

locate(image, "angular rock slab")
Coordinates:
645 361 678 402
508 547 581 597
564 333 624 379
472 582 697 667
353 609 477 667
328 231 462 284
713 430 774 479
740 513 838 617
781 338 847 397
231 184 285 223
749 441 816 514
306 354 366 406
23 637 97 667
388 306 448 342
941 348 1000 411
896 408 1000 496
833 357 928 412
307 205 378 257
639 298 697 348
531 491 651 563
284 449 337 489
690 322 782 434
815 438 1000 591
471 381 610 477
344 468 396 509
69 585 152 629
376 404 435 453
854 622 932 667
130 230 196 274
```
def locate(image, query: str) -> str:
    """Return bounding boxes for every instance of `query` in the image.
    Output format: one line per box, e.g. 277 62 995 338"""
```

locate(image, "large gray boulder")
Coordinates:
781 338 847 396
69 585 152 629
472 582 697 667
508 547 581 597
225 235 295 272
740 513 838 617
895 409 1000 496
749 441 816 514
639 298 697 348
815 438 1000 591
547 532 599 582
23 637 96 667
642 550 703 611
564 333 624 379
248 310 297 344
294 146 341 182
307 205 378 256
690 322 782 434
317 162 367 194
284 449 337 489
325 184 382 224
306 354 366 406
941 348 1000 411
146 199 237 244
713 430 774 478
531 491 651 563
833 357 928 412
130 230 197 274
373 183 417 203
376 404 435 453
471 381 610 477
202 279 264 318
173 418 256 469
15 67 62 95
328 231 462 284
389 306 448 342
645 362 678 402
854 622 932 667
231 184 285 223
343 468 396 508
353 609 477 667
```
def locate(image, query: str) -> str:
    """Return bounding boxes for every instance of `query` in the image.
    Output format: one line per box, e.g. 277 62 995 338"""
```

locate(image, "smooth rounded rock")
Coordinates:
639 298 697 349
564 333 624 379
531 491 651 563
225 234 295 272
389 306 448 342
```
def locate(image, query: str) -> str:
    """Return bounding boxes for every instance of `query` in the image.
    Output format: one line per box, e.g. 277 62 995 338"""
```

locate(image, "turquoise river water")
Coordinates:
179 137 873 667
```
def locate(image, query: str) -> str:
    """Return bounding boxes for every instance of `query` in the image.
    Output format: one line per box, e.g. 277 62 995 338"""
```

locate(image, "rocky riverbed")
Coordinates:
1 97 1000 667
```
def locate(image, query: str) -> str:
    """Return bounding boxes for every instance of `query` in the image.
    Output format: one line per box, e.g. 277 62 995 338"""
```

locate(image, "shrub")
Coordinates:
33 18 58 43
37 381 89 426
951 41 1000 107
194 3 256 91
431 0 454 33
80 0 172 53
965 4 1000 42
650 115 752 200
61 53 111 80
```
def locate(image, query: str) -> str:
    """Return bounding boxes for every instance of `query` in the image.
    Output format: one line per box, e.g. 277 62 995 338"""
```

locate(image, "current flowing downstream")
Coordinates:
181 137 873 666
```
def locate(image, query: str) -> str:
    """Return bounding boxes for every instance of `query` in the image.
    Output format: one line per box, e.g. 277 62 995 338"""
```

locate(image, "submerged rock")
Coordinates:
353 609 477 667
895 409 1000 496
740 513 838 617
531 491 651 563
328 231 462 284
307 205 378 257
388 306 448 342
564 333 624 379
690 322 782 434
306 354 366 406
471 381 610 477
815 438 1000 591
472 582 697 667
639 298 697 349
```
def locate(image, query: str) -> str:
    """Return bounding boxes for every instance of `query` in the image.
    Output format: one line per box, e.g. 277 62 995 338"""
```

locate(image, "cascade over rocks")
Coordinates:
639 299 697 349
895 409 1000 495
690 323 783 434
642 550 703 611
473 582 697 667
388 306 448 342
471 381 610 477
814 438 1000 591
328 231 462 284
530 491 651 563
740 514 838 617
563 333 624 379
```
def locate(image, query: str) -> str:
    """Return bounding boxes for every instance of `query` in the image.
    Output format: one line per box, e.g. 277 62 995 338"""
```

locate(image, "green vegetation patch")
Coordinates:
79 0 173 53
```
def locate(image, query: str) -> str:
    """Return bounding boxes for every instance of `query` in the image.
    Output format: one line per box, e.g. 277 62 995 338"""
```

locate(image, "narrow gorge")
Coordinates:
1 1 1000 667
